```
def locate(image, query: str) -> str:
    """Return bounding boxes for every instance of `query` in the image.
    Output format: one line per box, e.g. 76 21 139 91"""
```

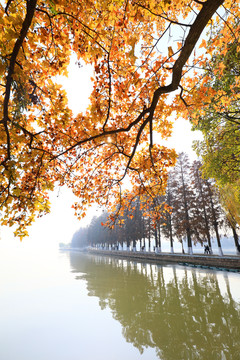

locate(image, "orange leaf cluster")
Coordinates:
0 0 238 237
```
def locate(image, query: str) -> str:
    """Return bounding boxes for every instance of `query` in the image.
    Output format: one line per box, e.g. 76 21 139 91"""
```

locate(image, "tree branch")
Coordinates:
148 0 224 121
2 0 37 165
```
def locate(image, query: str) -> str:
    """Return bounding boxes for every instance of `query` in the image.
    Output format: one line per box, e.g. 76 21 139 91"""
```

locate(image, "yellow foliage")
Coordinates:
0 0 238 238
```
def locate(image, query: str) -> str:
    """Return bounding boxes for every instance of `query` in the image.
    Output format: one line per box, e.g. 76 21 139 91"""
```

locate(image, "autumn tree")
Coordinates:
71 226 88 248
125 198 147 251
170 153 196 254
160 176 175 253
109 197 148 250
119 204 140 250
190 161 213 251
168 156 226 255
153 200 165 253
199 179 224 255
0 0 238 238
87 212 115 248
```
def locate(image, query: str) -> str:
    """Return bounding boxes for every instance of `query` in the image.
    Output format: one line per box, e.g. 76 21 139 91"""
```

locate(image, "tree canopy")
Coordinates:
72 154 240 254
190 27 240 226
0 0 239 237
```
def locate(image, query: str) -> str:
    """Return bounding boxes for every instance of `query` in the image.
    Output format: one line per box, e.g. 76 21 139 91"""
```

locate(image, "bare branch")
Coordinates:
133 1 192 27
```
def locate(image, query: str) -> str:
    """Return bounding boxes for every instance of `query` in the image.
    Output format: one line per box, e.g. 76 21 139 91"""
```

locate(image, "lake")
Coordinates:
0 243 240 360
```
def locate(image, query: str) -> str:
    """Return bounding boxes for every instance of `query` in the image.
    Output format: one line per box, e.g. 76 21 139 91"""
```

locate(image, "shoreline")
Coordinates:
85 248 240 272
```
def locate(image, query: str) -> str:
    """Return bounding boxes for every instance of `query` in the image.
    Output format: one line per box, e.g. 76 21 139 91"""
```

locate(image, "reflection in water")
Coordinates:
70 253 240 360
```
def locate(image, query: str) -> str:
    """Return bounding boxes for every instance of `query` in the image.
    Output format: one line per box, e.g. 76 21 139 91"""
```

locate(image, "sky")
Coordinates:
0 56 203 248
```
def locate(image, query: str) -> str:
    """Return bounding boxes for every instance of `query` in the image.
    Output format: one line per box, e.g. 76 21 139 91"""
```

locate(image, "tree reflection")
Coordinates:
70 253 240 360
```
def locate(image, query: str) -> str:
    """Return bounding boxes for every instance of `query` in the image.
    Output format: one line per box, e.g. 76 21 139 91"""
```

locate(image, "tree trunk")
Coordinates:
154 228 158 252
148 217 151 251
196 167 213 253
181 238 185 254
230 225 240 254
132 239 136 252
157 223 162 253
126 237 130 251
169 219 174 253
166 186 174 253
180 162 193 254
208 185 223 256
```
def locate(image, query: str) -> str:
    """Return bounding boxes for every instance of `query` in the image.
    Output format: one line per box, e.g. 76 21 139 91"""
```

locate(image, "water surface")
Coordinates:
0 245 240 360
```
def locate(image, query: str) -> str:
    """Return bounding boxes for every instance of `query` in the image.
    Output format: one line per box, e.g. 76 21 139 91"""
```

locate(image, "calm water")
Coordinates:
1 245 240 360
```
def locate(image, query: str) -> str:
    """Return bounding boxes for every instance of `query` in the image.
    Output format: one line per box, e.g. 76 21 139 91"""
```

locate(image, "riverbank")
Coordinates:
86 248 240 271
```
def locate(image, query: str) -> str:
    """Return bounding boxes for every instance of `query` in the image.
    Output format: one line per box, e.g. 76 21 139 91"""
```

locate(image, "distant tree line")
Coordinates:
71 153 240 255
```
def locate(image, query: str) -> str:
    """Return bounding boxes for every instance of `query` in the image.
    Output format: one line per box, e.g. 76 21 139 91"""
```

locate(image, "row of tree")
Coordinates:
71 153 240 255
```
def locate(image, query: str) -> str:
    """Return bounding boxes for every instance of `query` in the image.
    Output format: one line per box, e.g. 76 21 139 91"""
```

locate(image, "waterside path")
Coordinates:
87 248 240 272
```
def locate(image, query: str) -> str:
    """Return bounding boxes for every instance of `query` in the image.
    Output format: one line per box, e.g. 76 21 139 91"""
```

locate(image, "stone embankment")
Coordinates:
87 249 240 272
